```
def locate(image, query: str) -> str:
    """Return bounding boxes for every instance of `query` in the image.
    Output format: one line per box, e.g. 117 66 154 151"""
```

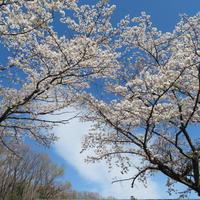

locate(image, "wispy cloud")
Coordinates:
51 109 161 199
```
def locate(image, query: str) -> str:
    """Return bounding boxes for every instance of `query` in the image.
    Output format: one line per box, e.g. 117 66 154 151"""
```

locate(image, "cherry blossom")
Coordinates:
0 0 118 148
81 12 200 197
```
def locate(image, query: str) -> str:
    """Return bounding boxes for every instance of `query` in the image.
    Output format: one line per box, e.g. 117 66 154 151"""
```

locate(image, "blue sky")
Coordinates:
110 0 199 31
27 0 200 199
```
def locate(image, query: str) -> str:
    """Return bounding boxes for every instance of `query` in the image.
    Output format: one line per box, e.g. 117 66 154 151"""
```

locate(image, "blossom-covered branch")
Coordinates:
0 0 118 147
81 12 200 197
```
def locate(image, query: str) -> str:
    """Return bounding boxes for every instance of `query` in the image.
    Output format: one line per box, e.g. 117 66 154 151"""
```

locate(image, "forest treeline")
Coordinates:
0 143 115 200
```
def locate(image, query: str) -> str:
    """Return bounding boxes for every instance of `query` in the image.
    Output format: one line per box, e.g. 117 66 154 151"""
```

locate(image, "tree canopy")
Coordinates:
0 0 200 198
0 142 116 200
81 11 200 198
0 0 117 147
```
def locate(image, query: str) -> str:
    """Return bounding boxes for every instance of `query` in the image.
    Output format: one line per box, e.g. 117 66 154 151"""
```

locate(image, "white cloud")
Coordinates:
51 109 161 199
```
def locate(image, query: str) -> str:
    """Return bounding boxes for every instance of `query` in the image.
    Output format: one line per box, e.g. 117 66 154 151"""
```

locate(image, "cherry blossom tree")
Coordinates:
81 12 200 197
2 0 200 197
0 0 118 149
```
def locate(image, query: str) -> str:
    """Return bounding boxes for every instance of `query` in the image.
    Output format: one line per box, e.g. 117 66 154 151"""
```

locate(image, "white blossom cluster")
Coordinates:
0 0 118 146
81 12 200 197
1 0 200 196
